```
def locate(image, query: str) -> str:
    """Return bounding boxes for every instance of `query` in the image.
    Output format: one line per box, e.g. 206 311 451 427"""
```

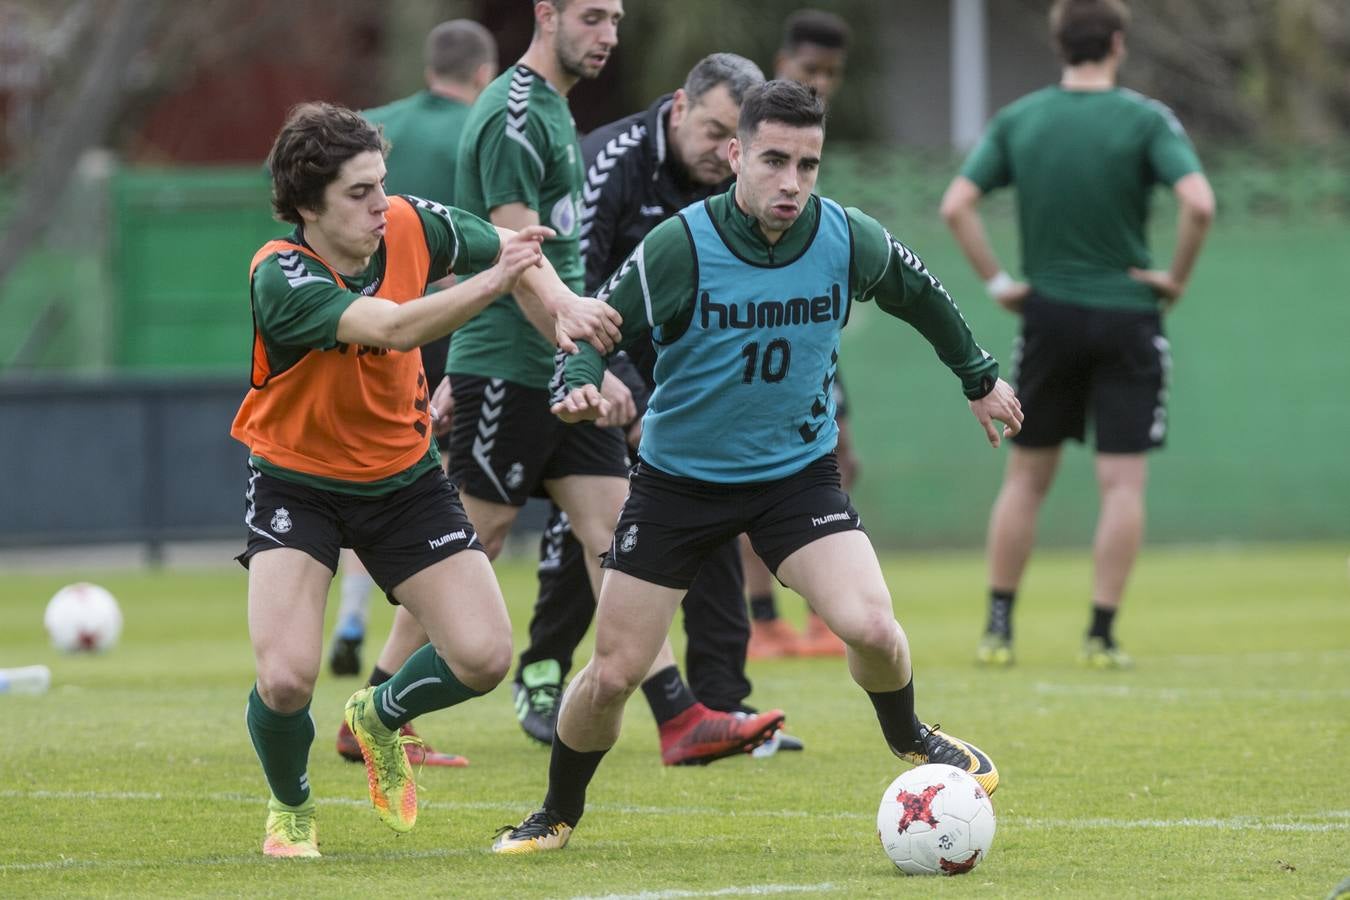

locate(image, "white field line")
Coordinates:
2 788 1339 874
1031 681 1350 702
1163 649 1350 666
2 801 1345 874
571 886 836 900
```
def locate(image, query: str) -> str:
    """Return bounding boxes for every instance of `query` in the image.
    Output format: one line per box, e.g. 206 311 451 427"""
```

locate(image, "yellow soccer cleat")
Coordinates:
1080 637 1134 670
492 808 574 855
263 796 320 858
975 633 1014 668
344 686 419 833
893 723 1000 796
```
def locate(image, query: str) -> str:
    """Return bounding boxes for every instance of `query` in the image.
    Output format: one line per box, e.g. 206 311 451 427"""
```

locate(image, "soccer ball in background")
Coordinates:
43 583 123 653
876 763 996 876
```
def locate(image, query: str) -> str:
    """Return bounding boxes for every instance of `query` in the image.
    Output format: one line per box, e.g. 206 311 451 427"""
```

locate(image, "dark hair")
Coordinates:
683 53 765 106
425 19 497 81
737 79 826 138
266 102 387 224
1050 0 1129 65
780 8 851 53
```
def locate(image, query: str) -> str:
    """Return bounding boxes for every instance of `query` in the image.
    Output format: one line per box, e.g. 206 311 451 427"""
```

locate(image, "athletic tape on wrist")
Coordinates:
984 271 1015 299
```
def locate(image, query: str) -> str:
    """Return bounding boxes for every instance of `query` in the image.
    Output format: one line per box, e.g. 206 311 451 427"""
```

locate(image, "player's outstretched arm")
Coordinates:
335 226 547 351
550 383 611 424
968 378 1023 448
489 213 623 355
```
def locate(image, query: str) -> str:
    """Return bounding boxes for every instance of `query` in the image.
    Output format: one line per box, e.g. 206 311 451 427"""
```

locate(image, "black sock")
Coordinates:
641 665 697 725
367 665 393 687
543 734 608 825
1088 605 1117 647
749 593 778 622
986 589 1015 638
866 678 924 754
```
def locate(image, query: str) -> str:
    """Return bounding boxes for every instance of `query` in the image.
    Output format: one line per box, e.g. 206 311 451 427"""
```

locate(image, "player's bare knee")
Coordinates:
586 656 642 709
447 641 512 693
845 610 902 658
256 666 316 713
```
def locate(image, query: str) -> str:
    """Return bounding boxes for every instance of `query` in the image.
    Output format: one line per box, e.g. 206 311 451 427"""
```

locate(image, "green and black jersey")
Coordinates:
962 86 1203 311
449 64 586 388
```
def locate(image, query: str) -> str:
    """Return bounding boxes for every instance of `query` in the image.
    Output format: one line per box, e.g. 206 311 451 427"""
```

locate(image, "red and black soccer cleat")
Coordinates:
659 703 785 766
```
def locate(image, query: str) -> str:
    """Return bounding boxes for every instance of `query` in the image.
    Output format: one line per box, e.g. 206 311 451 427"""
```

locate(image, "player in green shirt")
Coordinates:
443 0 633 627
493 80 1022 855
941 0 1215 669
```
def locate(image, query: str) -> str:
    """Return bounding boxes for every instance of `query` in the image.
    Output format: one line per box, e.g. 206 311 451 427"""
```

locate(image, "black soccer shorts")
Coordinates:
236 463 484 603
603 453 864 590
446 375 629 506
1011 293 1170 453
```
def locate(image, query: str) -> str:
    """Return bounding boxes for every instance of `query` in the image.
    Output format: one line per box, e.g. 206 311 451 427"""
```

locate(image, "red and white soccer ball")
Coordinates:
876 763 996 876
43 582 123 653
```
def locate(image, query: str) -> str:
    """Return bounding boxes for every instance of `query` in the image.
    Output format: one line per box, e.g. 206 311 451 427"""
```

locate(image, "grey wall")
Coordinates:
0 376 250 548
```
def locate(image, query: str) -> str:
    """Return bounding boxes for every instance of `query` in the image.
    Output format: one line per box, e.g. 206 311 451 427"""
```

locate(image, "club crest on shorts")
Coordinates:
270 507 293 534
505 462 525 490
619 523 639 553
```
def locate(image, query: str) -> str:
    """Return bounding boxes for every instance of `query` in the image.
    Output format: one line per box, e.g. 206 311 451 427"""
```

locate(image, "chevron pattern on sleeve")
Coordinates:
276 250 331 289
578 122 646 254
505 67 545 179
407 195 460 267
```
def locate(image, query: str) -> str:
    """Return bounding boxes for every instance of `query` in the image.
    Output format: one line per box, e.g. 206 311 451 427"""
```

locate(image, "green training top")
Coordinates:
249 199 500 495
562 184 997 401
961 86 1202 311
449 64 585 388
363 90 472 205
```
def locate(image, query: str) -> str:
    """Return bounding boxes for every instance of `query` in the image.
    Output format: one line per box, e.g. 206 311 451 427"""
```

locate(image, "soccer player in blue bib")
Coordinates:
493 79 1023 854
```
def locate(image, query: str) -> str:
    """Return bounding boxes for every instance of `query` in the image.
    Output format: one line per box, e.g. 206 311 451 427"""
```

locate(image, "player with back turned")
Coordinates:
941 0 1214 669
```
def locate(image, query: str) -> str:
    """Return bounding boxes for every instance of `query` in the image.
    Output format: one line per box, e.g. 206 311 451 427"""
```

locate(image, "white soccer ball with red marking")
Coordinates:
876 763 996 875
44 583 123 653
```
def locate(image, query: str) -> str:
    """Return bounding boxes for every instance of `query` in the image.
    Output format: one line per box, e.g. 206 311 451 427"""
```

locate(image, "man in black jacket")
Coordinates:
509 53 803 764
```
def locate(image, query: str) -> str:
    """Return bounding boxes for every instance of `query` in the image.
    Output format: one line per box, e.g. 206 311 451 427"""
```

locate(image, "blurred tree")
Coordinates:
1010 0 1350 144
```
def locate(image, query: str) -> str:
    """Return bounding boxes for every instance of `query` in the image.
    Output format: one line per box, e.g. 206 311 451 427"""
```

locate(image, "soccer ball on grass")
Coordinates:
43 582 123 652
876 763 996 875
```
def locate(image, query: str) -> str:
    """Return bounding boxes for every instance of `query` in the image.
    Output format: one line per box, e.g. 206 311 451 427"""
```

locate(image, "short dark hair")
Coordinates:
1050 0 1129 65
683 53 765 107
780 8 851 53
737 79 826 139
425 19 497 81
266 102 387 225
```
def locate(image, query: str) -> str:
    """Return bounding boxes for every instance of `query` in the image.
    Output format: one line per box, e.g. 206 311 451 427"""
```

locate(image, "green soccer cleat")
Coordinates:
513 659 563 746
344 686 419 833
975 632 1014 667
893 723 1000 796
1080 637 1134 670
492 808 574 855
263 796 320 858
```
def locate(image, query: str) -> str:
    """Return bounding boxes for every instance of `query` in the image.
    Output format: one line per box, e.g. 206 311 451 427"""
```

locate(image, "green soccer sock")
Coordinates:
372 642 486 730
246 686 314 808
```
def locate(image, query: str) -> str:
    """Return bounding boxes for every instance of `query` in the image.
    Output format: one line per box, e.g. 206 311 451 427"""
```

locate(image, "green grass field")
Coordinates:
1 544 1347 898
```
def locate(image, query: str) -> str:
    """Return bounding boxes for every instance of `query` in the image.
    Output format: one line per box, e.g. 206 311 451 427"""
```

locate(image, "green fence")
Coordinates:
816 147 1350 547
111 169 276 371
2 151 1347 547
